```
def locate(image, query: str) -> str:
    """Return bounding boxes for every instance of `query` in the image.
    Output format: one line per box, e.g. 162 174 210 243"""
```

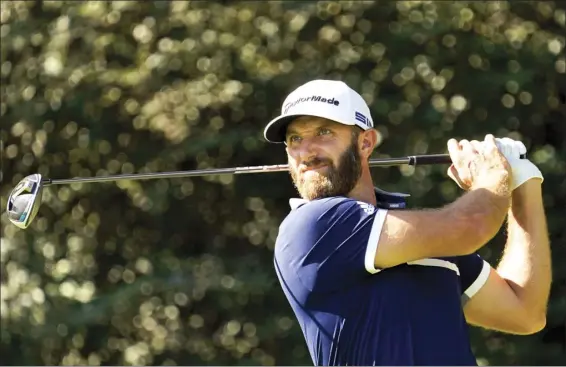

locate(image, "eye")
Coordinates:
317 128 331 136
286 135 301 145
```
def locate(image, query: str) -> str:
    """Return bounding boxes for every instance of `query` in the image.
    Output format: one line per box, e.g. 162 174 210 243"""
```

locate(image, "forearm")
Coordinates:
496 181 552 322
445 186 511 252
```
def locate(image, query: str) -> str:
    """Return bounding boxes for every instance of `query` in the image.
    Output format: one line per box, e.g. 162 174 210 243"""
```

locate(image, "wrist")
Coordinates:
473 170 512 198
514 178 542 192
512 179 543 205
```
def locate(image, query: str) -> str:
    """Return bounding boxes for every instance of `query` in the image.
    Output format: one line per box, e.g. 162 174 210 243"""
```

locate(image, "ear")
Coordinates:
359 129 380 158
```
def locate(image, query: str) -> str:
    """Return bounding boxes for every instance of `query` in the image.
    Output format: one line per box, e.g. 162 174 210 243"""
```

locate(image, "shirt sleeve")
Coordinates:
274 197 387 294
455 253 492 305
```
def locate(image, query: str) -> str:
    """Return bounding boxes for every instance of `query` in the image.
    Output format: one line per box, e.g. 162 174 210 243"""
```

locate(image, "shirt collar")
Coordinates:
289 198 307 210
289 187 410 210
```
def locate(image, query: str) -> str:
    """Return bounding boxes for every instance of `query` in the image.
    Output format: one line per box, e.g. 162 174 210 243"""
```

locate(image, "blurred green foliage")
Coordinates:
1 0 565 365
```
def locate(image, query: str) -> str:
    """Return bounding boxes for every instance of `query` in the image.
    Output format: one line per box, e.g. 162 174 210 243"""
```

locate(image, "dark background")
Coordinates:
1 1 565 365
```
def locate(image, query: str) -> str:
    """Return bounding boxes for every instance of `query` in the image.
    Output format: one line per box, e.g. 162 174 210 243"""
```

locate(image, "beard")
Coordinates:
289 137 362 201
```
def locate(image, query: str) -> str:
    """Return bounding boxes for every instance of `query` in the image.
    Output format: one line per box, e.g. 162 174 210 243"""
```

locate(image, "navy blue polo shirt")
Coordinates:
273 189 491 366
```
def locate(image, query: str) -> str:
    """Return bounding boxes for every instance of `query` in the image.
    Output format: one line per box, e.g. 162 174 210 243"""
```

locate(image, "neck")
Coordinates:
346 168 377 206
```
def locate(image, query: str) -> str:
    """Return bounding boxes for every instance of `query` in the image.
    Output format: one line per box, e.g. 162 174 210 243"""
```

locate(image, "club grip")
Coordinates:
408 154 452 165
408 153 527 166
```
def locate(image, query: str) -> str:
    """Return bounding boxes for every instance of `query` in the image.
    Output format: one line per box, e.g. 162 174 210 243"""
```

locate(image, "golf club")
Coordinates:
6 153 526 230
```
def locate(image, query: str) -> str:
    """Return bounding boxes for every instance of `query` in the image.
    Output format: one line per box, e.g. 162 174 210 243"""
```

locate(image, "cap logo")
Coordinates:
355 111 373 127
283 95 340 114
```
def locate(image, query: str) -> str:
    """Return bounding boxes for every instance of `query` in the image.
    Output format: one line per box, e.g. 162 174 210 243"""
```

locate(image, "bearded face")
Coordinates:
289 131 362 201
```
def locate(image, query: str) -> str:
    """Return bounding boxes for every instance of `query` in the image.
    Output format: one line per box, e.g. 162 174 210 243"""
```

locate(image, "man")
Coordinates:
263 79 552 366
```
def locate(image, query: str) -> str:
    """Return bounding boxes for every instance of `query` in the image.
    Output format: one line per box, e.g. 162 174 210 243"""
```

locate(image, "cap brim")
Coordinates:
263 113 305 143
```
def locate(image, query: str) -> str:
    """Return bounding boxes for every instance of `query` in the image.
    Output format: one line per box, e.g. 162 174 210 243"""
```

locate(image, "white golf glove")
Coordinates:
495 138 544 190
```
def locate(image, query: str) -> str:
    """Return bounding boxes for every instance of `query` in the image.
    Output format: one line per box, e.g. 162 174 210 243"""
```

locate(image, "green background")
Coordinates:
1 1 564 365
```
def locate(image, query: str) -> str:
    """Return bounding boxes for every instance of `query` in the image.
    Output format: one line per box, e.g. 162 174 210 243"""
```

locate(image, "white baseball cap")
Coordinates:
263 79 376 143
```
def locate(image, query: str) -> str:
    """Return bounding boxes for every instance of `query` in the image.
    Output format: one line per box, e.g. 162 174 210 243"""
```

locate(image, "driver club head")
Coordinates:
7 174 44 229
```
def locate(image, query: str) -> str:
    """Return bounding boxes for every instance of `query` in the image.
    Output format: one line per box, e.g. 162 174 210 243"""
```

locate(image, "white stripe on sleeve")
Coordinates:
464 260 491 299
364 209 388 274
407 258 460 275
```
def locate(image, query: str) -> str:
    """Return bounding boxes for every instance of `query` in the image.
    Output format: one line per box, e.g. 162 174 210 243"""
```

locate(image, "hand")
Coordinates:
446 134 512 195
494 137 544 190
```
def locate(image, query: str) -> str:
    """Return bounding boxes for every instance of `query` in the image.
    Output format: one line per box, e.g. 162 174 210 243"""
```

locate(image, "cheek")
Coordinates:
286 147 301 161
286 152 300 169
322 147 342 164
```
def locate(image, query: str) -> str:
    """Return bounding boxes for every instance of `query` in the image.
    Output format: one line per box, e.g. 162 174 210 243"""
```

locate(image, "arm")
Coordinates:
373 134 512 269
374 187 510 269
463 180 551 334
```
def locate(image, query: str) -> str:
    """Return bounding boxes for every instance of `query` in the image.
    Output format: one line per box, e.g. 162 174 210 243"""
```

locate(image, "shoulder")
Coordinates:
290 196 377 220
279 196 378 239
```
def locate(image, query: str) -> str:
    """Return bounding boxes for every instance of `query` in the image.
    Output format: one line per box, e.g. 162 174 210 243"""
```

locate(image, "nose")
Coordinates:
294 137 318 165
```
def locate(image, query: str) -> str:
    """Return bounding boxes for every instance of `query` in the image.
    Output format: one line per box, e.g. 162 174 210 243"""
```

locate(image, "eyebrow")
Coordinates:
286 123 335 137
285 128 297 136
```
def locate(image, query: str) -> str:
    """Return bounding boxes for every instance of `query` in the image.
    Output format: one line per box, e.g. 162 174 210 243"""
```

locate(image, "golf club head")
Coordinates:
7 174 43 229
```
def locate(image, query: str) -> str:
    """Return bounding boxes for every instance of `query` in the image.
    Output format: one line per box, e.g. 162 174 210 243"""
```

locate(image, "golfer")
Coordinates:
263 79 552 366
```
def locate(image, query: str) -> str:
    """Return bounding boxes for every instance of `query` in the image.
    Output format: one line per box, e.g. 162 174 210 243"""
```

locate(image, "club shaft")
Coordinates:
42 165 291 186
40 153 524 187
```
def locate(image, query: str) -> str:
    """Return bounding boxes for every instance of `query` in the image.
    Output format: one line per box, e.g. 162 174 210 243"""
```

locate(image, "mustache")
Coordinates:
296 157 332 174
302 157 330 168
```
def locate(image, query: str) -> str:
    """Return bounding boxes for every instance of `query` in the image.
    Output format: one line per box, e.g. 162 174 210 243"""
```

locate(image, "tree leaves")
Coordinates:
1 1 565 365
